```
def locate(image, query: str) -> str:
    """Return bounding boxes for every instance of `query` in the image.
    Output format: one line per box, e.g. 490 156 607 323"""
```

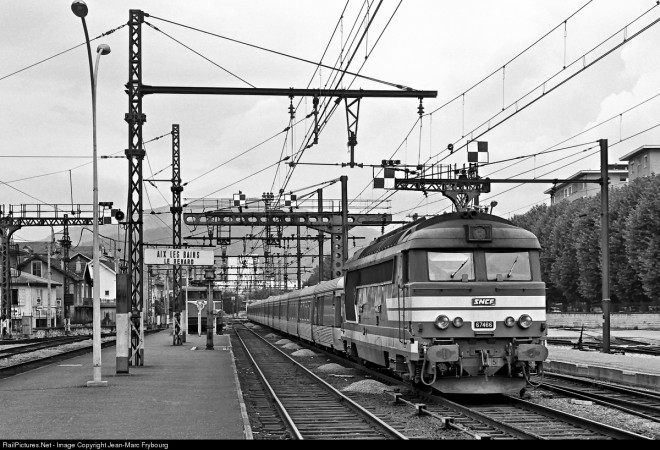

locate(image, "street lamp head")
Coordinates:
97 44 111 55
71 0 88 18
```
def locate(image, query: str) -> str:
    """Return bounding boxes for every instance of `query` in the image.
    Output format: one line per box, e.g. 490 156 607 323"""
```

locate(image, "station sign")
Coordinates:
145 247 214 266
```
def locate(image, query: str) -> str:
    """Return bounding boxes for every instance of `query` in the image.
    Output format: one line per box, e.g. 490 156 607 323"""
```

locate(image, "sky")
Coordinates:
2 0 660 249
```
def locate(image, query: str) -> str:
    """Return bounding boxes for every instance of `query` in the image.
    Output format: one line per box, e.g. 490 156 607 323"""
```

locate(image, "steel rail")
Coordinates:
237 326 409 440
233 328 303 439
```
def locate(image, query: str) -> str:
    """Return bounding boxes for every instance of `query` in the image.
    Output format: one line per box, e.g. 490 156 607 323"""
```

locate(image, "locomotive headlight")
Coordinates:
518 314 533 329
452 316 464 328
504 316 516 327
434 315 450 330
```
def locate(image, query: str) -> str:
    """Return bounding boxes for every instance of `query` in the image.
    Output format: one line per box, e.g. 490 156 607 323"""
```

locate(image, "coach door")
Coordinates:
396 252 410 344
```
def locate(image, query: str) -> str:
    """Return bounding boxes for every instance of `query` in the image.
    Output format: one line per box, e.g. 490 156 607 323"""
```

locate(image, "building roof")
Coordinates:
83 259 117 283
543 165 628 194
10 268 62 287
17 254 84 282
619 145 660 161
70 251 93 261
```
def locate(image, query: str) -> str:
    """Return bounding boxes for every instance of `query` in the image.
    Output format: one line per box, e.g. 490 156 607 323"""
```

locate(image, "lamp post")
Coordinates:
204 267 215 350
196 300 204 337
72 0 109 387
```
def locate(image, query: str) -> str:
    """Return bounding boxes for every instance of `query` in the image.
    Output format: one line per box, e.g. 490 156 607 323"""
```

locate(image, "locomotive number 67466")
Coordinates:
248 211 549 395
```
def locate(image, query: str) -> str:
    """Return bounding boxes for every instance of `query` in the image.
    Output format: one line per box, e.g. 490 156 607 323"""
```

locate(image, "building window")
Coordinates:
105 290 110 296
620 176 627 181
31 261 41 277
644 155 648 168
75 260 82 272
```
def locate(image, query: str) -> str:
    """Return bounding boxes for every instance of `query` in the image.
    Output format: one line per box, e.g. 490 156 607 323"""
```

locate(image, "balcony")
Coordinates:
82 298 116 307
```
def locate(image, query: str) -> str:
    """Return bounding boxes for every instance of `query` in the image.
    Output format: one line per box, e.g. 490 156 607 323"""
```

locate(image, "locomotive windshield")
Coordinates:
428 251 475 281
485 251 532 280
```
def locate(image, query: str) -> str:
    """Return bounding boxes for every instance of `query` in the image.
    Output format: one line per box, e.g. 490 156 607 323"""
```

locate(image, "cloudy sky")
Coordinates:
2 0 660 246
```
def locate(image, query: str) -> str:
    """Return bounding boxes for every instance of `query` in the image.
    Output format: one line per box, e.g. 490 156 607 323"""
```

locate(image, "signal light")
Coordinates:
504 316 516 327
452 317 464 328
381 159 400 167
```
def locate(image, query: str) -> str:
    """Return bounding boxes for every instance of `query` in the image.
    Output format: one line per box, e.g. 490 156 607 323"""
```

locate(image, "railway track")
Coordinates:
0 334 114 359
381 384 654 440
241 323 655 440
455 394 651 440
0 329 162 379
234 325 408 440
540 372 660 422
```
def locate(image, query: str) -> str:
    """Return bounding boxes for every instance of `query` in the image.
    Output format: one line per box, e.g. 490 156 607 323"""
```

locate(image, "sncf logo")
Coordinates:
472 298 496 306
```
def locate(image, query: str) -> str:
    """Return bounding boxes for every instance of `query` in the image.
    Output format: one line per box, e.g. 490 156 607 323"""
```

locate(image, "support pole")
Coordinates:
170 124 184 345
341 175 349 277
126 9 146 366
600 138 610 354
317 188 324 283
60 217 72 334
297 226 301 289
205 267 215 350
116 272 130 373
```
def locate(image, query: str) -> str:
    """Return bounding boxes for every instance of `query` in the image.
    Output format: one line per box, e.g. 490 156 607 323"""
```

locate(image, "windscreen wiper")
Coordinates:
507 255 519 278
451 258 469 278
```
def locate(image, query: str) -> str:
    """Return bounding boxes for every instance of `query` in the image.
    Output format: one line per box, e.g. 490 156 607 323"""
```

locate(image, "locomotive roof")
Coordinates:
348 211 540 266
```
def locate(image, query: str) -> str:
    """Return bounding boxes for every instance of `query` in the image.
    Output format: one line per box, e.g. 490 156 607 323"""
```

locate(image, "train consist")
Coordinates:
247 211 549 395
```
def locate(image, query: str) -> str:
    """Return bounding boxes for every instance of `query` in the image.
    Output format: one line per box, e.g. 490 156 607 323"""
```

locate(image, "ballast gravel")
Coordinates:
341 379 390 394
282 343 301 350
316 363 351 372
291 349 316 357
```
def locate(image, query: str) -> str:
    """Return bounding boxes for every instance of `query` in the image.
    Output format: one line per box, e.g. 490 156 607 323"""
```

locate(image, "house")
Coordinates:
544 163 628 205
619 145 660 181
8 268 61 335
83 256 118 326
17 253 86 326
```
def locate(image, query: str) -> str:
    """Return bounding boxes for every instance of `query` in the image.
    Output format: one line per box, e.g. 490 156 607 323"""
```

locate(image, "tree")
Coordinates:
572 197 601 303
624 174 660 303
547 200 585 306
303 256 333 286
609 176 651 305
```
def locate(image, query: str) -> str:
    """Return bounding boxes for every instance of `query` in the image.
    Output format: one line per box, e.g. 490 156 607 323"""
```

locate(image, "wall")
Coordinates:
546 313 660 330
31 324 115 338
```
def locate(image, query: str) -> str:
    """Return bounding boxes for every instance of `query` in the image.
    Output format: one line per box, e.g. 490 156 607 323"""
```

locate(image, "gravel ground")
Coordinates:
248 324 660 440
525 388 660 439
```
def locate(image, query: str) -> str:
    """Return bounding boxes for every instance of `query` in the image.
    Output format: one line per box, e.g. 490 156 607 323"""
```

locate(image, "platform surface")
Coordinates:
0 329 251 441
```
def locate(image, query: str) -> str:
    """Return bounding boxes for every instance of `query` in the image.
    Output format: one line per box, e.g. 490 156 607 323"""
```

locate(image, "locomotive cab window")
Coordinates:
428 252 475 281
485 251 531 281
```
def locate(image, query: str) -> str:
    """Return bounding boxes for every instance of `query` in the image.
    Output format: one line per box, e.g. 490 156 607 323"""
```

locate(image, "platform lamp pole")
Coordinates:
204 267 215 350
71 0 109 387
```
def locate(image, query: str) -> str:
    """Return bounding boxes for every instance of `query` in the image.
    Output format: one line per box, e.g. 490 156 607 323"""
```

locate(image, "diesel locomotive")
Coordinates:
247 211 549 395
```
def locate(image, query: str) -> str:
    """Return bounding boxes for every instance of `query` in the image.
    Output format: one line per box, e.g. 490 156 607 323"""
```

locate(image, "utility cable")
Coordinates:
144 21 256 88
0 24 127 82
147 11 416 91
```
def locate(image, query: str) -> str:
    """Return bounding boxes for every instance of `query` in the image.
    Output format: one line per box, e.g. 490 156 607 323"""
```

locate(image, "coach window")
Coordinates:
485 251 531 281
428 252 474 281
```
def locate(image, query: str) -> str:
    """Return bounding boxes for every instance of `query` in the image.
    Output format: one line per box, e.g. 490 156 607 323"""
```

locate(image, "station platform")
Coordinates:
0 329 252 442
544 328 660 390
